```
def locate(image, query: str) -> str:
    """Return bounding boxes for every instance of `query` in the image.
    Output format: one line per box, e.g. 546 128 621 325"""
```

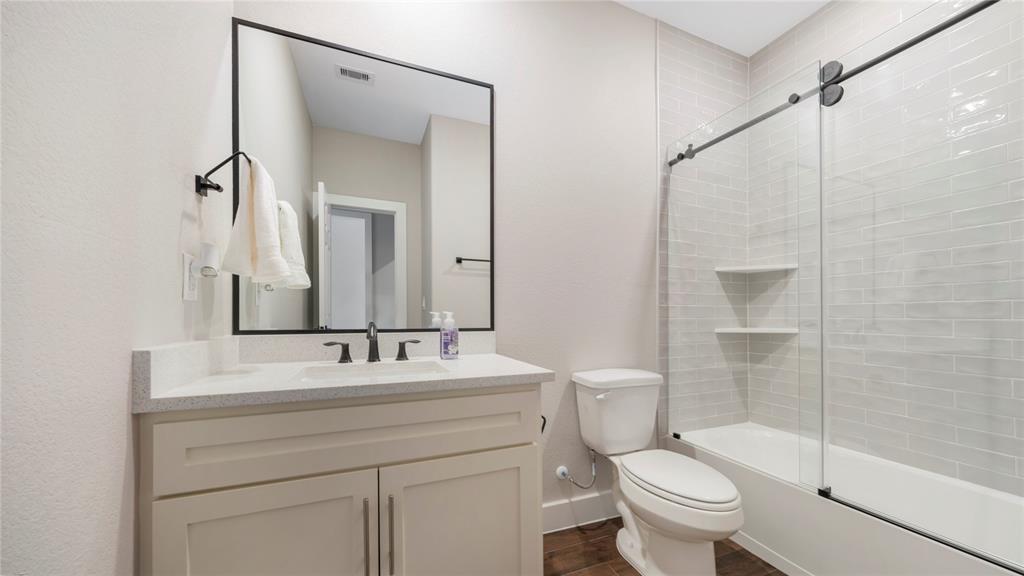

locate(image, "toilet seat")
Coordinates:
614 456 744 546
620 450 740 512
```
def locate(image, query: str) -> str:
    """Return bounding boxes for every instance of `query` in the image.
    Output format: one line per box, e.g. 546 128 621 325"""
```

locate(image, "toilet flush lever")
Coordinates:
596 391 611 400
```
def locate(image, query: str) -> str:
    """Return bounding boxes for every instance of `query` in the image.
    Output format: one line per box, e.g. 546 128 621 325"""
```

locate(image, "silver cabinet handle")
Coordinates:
387 495 396 576
362 498 370 576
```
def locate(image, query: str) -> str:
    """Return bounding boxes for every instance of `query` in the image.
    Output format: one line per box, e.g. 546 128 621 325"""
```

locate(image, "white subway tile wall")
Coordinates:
746 65 822 447
814 0 1024 495
661 0 1024 496
659 21 751 433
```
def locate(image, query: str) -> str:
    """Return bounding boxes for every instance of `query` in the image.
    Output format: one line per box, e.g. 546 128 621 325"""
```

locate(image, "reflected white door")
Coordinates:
329 207 373 328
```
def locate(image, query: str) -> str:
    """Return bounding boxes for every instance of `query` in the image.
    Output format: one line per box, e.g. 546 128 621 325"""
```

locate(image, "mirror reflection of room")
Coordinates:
237 25 491 331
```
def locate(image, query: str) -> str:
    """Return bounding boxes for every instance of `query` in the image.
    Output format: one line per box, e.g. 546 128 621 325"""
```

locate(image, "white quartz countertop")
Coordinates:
133 353 554 413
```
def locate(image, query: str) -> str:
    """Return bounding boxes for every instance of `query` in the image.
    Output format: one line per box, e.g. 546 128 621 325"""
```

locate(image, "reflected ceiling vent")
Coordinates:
335 64 375 85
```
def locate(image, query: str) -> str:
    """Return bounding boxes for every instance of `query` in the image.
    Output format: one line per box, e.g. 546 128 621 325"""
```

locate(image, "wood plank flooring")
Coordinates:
543 518 784 576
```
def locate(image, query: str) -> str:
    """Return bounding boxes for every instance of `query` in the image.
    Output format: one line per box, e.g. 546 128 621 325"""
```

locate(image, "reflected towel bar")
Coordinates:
195 151 252 197
455 257 491 264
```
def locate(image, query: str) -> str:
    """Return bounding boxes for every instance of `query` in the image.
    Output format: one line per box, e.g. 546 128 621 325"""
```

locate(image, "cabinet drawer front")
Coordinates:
152 390 538 496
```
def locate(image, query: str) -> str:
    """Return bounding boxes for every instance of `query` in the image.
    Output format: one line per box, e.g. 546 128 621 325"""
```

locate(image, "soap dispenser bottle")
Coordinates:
429 311 442 328
440 311 459 359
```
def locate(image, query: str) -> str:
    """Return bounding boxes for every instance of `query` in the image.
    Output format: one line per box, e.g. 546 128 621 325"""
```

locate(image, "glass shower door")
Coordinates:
665 60 823 490
819 0 1024 570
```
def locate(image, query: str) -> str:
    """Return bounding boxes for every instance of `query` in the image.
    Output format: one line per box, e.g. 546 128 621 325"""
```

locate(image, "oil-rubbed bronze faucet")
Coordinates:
366 322 380 363
323 341 352 363
395 339 421 361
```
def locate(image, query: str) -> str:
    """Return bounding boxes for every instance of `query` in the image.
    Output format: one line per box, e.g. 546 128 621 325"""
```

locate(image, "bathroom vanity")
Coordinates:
133 16 537 575
133 344 552 576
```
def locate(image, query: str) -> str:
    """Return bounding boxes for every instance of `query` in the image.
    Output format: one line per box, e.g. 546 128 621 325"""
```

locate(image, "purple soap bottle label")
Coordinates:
441 329 459 359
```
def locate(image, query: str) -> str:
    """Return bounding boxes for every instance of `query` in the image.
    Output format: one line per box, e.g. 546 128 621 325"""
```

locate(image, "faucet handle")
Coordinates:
323 341 352 363
395 339 421 361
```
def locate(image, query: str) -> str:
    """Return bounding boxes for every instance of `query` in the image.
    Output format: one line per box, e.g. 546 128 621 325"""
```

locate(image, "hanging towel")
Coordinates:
221 158 291 284
271 201 311 289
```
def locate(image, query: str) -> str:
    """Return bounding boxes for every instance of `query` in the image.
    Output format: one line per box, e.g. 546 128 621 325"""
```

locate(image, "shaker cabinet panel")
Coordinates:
151 469 378 576
379 445 541 576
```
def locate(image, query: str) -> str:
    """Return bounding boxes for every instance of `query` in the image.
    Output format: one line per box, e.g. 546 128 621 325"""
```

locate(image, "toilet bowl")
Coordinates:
572 369 744 576
611 451 743 575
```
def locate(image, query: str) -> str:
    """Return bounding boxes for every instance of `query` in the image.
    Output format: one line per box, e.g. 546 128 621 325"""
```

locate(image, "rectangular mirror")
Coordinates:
233 20 493 333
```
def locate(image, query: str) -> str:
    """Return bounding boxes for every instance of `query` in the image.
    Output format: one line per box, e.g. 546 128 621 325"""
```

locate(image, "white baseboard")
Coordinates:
542 490 618 533
731 530 812 576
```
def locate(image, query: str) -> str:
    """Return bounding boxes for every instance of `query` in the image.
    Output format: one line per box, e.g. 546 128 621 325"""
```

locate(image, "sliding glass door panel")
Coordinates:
820 0 1024 570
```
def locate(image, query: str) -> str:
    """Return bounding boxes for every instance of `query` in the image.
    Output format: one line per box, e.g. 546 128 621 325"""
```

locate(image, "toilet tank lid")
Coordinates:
572 369 663 389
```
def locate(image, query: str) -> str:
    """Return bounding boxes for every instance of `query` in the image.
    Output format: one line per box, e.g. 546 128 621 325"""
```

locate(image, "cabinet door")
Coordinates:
379 445 541 576
152 469 378 576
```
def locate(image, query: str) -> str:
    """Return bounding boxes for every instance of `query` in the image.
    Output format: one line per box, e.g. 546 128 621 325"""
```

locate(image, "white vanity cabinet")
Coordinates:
137 385 543 576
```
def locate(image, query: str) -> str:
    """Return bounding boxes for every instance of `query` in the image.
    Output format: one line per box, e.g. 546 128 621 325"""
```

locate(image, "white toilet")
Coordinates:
573 369 743 576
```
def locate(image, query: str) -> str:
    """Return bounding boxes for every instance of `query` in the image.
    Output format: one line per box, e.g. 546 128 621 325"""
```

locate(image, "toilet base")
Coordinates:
616 515 716 576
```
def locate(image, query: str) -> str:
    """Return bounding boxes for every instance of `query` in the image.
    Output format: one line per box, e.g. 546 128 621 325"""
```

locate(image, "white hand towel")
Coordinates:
221 158 290 284
272 201 311 289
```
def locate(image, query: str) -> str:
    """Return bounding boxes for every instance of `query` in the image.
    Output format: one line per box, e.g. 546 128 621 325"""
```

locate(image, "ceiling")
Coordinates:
618 1 829 57
287 38 490 145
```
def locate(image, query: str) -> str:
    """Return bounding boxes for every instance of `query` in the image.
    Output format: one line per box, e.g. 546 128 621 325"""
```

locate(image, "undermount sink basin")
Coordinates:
299 360 451 383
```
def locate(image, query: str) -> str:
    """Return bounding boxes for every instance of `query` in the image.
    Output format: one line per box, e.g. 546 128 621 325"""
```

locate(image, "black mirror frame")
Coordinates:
230 18 495 335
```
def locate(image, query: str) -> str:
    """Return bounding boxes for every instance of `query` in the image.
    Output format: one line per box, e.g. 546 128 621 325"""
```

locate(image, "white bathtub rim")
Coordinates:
675 422 1023 571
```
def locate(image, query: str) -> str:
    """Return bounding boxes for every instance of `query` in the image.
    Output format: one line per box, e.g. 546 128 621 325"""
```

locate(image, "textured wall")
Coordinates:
1 2 234 574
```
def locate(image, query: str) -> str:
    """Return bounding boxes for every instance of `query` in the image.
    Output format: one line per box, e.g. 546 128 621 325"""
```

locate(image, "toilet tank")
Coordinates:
572 369 664 455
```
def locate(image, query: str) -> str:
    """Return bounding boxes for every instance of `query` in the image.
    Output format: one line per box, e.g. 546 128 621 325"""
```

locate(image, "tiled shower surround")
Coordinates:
659 21 751 433
661 0 1024 495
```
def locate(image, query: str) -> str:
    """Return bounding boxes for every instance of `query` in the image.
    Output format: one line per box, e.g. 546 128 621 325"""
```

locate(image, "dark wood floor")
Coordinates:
543 518 784 576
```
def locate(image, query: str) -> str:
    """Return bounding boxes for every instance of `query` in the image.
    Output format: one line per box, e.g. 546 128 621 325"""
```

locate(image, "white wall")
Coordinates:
312 126 423 327
1 5 660 572
233 0 660 518
421 114 491 328
1 2 234 574
237 26 314 330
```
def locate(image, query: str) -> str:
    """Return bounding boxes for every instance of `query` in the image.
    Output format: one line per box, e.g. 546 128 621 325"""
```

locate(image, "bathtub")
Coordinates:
674 422 1022 575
